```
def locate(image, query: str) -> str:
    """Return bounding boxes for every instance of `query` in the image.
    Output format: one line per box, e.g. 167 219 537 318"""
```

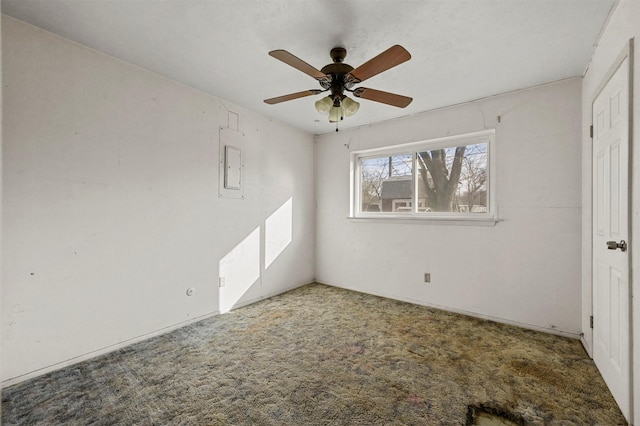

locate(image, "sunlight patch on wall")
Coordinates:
219 227 260 314
265 197 293 269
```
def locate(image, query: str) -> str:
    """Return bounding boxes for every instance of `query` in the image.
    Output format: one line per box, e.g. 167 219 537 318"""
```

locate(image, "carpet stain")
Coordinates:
507 360 565 388
2 284 627 425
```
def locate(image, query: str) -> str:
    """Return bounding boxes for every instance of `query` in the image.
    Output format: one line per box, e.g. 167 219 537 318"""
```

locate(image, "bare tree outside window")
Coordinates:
357 141 488 215
417 143 487 212
459 144 488 212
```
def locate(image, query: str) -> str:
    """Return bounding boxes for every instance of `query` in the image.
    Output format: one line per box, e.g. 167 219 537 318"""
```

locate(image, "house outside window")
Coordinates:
351 130 495 221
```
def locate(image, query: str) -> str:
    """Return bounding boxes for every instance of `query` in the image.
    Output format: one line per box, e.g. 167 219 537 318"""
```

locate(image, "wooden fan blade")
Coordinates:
264 89 322 105
352 87 413 108
348 45 411 83
269 50 328 81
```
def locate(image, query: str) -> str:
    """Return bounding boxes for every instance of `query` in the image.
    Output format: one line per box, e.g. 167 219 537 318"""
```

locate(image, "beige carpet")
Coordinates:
2 283 626 425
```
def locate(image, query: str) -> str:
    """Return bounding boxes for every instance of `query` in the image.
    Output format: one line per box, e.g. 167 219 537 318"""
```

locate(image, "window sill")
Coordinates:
347 215 500 226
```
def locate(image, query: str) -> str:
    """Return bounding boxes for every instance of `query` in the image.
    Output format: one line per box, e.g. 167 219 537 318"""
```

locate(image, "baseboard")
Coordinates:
315 280 581 340
227 281 314 310
1 310 220 389
4 279 574 388
580 335 593 358
2 280 315 389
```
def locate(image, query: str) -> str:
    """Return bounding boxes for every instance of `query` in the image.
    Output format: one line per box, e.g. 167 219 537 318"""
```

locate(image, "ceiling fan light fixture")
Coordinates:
342 96 360 117
328 105 343 123
314 96 333 115
265 45 412 129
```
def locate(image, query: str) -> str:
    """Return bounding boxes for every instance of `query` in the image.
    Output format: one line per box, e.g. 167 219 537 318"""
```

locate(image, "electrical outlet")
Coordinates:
218 277 226 288
424 273 431 283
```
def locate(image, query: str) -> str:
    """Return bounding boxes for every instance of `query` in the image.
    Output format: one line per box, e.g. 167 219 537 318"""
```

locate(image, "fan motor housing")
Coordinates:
320 62 355 92
320 63 354 76
319 47 355 91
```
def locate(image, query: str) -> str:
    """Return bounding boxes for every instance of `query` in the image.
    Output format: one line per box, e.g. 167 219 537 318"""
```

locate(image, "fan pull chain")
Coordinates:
336 106 344 132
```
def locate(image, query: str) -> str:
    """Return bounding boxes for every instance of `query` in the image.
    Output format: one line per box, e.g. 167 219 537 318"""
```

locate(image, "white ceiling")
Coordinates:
2 0 615 135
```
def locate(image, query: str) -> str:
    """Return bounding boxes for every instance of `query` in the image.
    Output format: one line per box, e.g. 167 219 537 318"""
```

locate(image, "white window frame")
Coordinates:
350 129 497 223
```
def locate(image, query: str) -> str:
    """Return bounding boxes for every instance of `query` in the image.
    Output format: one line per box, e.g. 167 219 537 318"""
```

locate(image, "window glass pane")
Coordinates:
416 143 487 213
360 154 412 212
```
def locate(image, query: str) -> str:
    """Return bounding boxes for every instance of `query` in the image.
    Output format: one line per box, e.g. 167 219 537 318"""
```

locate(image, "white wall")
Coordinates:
1 15 315 385
316 78 582 336
580 1 640 423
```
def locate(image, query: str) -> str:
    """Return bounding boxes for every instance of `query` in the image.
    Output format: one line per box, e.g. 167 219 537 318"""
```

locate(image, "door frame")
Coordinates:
589 38 634 422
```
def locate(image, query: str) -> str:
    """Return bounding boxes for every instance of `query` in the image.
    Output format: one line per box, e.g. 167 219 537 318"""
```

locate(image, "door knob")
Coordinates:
606 240 627 252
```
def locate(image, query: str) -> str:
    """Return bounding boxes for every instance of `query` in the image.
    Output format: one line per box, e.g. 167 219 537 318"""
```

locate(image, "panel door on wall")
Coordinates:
592 56 631 421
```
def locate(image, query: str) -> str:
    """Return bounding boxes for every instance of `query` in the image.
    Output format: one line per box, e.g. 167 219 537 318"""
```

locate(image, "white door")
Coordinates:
592 56 631 421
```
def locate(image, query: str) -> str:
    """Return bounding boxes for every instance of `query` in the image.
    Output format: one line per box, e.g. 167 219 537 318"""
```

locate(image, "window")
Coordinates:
351 130 495 221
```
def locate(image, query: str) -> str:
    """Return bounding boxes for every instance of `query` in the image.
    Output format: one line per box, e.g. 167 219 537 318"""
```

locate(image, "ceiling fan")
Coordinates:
264 45 412 129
